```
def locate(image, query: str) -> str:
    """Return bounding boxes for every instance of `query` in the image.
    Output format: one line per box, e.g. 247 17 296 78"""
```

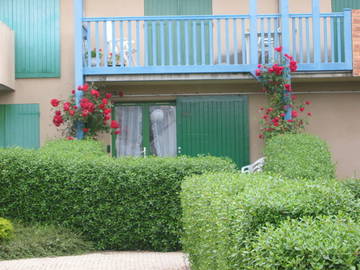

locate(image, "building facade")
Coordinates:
0 0 359 178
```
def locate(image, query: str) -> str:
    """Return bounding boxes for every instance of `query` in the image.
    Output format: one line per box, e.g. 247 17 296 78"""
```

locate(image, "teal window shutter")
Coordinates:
0 0 60 78
0 104 40 149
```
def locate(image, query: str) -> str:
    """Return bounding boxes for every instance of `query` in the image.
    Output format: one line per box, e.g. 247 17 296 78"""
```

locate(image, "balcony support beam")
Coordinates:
280 0 289 54
312 0 321 68
249 0 258 66
74 0 84 139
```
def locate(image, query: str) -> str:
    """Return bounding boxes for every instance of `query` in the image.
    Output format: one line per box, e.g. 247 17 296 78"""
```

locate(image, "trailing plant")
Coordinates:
50 83 120 139
256 47 312 140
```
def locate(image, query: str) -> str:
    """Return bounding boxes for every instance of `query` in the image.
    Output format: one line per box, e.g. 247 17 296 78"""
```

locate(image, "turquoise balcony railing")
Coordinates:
81 10 352 76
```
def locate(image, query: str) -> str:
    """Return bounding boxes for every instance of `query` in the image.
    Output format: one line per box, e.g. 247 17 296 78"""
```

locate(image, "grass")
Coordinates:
0 221 94 260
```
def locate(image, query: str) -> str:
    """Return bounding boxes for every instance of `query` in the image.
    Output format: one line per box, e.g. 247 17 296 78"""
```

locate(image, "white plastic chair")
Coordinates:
106 22 136 66
241 157 265 173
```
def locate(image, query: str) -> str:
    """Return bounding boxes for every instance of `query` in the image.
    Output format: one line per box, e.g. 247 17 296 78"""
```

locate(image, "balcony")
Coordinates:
80 10 352 77
0 22 15 90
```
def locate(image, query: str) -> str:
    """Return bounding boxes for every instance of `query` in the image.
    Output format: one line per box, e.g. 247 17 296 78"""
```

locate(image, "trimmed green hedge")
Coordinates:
0 148 236 251
342 179 360 199
264 134 335 180
40 139 107 158
181 173 357 270
246 215 360 270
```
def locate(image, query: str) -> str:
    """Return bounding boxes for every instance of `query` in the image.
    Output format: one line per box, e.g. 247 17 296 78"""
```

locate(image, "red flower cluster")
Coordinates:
50 84 122 138
256 48 312 140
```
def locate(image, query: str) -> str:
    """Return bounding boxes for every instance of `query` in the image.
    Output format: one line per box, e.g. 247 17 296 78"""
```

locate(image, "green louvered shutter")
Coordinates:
144 0 212 65
0 0 60 78
332 0 360 62
0 104 40 149
332 0 360 11
176 96 249 169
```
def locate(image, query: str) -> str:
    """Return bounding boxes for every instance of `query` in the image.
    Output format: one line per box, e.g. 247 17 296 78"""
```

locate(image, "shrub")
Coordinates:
0 222 93 260
264 134 335 180
40 139 107 158
181 173 357 270
341 178 360 199
0 148 236 251
245 215 360 270
0 218 13 241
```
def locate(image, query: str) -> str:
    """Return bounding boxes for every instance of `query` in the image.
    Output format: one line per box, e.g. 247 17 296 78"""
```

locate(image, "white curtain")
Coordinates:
150 106 177 157
116 106 143 157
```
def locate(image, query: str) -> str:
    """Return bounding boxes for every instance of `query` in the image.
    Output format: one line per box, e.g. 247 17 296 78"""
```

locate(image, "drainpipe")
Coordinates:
74 0 84 139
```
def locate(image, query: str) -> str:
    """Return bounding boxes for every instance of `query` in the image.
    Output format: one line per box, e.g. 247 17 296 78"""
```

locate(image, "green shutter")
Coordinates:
0 104 40 149
176 96 249 168
0 0 60 78
331 0 357 63
144 0 212 65
332 0 360 11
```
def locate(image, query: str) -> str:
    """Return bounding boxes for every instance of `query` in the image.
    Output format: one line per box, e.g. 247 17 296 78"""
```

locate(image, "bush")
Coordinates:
40 139 107 158
246 215 360 270
0 222 93 260
0 218 13 241
264 134 335 180
342 178 360 199
181 173 357 270
0 147 236 251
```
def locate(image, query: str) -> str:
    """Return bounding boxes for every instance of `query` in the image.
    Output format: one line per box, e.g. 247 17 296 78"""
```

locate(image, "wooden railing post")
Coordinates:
74 0 84 139
249 0 258 66
344 8 353 69
312 0 321 67
280 0 289 54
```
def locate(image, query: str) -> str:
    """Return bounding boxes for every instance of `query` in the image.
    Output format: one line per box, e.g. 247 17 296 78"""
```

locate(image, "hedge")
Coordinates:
0 148 236 251
341 178 360 199
40 139 107 158
181 173 357 270
246 215 360 270
264 134 335 180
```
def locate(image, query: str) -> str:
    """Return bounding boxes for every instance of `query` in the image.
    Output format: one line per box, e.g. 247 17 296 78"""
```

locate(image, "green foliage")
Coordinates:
0 147 236 251
0 222 93 260
264 134 335 180
40 139 107 158
0 218 13 241
246 215 360 270
181 173 357 270
341 178 360 199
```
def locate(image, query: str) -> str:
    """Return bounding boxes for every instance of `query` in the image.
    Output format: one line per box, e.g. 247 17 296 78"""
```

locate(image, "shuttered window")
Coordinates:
0 0 60 78
332 0 360 11
0 104 40 149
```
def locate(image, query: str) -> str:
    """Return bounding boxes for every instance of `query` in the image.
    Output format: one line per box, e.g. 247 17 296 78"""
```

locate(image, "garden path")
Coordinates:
0 251 190 270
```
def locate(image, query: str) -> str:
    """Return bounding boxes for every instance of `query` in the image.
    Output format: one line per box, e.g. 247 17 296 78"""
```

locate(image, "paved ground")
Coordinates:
0 252 190 270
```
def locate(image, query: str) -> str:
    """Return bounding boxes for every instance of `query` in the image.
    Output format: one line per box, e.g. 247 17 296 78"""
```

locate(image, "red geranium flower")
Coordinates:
291 110 299 118
69 110 75 116
305 101 312 105
51 99 60 107
275 46 283 52
105 93 112 99
300 107 305 112
83 128 89 133
284 84 292 91
110 120 120 129
115 130 121 135
90 89 100 98
307 112 312 116
67 136 74 140
63 102 71 111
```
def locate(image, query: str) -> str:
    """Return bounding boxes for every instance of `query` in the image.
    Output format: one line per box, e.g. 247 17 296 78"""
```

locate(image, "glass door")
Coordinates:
114 103 177 157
